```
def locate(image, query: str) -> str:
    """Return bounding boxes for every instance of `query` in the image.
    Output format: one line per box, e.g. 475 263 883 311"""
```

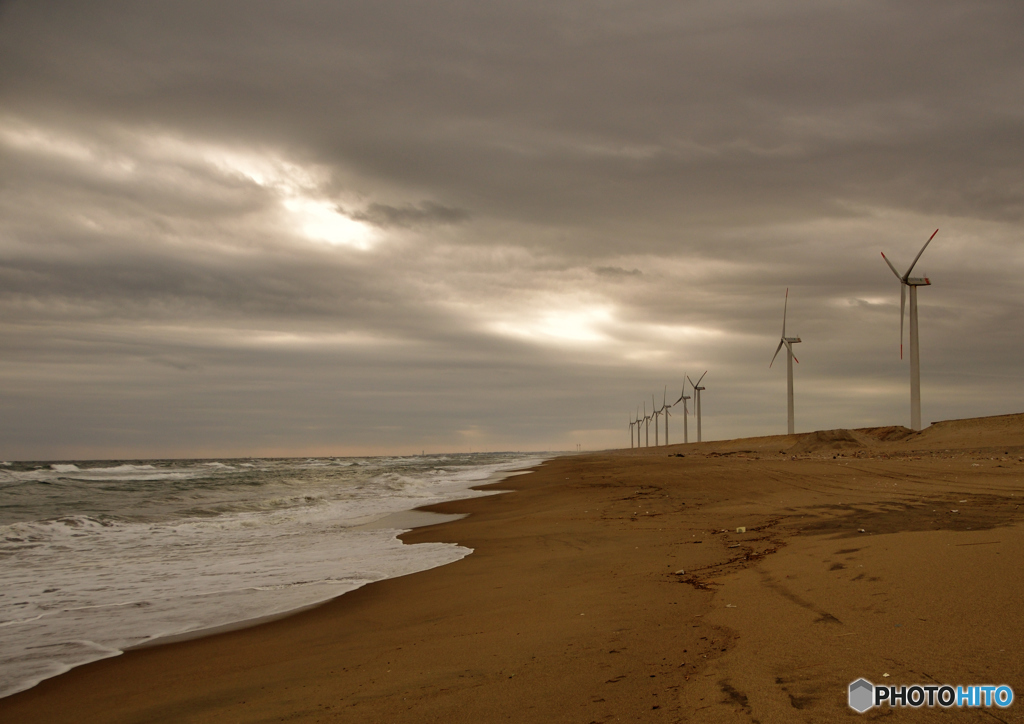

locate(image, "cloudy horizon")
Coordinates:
1 1 1022 460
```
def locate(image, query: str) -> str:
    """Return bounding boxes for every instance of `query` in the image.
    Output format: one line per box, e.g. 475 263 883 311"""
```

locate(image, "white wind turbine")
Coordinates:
652 394 661 446
643 401 650 447
628 416 635 449
672 379 691 444
881 229 938 431
686 371 707 442
660 387 672 445
770 288 801 435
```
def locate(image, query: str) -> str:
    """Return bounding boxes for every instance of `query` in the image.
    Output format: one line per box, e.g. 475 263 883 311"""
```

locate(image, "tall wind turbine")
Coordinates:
882 229 938 431
652 394 661 446
687 371 707 442
770 288 801 435
672 380 691 444
660 387 671 445
643 401 650 447
628 417 635 449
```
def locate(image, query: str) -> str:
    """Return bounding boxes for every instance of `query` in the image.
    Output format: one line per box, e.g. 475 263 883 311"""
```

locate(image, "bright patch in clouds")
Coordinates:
198 145 377 249
0 117 377 250
281 197 375 249
491 306 614 344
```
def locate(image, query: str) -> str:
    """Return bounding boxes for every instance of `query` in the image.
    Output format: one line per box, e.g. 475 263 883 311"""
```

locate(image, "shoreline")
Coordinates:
120 465 544 655
3 417 1024 722
0 457 547 702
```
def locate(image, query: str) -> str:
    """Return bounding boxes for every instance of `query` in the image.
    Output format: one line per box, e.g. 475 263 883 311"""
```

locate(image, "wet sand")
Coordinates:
3 413 1024 722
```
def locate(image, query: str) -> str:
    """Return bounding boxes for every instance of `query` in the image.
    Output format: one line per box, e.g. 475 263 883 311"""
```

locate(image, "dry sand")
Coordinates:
3 413 1024 723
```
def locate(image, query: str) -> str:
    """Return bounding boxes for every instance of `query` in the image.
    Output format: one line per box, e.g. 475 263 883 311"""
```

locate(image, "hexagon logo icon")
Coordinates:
849 678 874 713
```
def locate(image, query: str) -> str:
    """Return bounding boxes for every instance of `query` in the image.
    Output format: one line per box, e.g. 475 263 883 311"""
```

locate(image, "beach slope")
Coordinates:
3 413 1024 722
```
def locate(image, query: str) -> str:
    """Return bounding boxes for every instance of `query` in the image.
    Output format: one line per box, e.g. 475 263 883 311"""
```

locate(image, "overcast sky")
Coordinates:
1 0 1022 459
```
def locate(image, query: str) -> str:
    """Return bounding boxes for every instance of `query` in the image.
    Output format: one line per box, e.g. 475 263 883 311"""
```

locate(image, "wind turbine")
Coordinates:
687 371 707 442
660 387 671 445
652 394 661 446
881 229 938 431
770 288 801 435
628 417 634 449
672 380 691 444
643 401 650 447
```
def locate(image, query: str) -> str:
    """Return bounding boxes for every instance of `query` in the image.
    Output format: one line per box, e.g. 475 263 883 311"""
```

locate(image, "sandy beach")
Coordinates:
3 413 1024 723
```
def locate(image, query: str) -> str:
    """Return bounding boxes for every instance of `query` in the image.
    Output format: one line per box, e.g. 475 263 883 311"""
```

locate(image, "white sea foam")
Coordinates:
0 453 545 698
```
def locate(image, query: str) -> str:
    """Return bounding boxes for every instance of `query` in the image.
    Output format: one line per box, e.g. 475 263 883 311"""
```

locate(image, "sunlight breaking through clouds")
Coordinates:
489 306 614 345
0 117 378 250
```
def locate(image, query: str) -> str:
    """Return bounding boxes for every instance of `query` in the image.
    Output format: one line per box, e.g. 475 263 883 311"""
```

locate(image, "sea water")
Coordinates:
0 452 544 698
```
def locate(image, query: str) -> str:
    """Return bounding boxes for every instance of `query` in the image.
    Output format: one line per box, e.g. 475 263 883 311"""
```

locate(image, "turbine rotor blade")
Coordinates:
782 287 789 338
881 252 902 279
770 338 784 367
785 339 799 364
696 370 707 386
905 228 939 278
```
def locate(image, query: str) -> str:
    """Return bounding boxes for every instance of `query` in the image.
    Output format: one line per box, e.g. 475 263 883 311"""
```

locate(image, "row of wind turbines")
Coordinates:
629 371 706 448
628 229 941 447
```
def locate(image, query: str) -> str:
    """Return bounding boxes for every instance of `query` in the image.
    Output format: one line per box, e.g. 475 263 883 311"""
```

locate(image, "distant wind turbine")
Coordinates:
881 229 938 431
770 288 801 435
687 371 707 442
672 380 691 444
643 401 650 447
652 394 661 446
660 387 671 445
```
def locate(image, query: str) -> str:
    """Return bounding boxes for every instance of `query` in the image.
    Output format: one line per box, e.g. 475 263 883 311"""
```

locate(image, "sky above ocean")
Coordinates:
1 1 1022 459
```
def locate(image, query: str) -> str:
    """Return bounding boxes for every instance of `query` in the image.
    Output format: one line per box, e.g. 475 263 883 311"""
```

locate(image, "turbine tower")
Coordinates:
628 417 635 449
643 401 650 447
882 229 938 431
687 371 707 442
770 288 801 435
672 381 691 444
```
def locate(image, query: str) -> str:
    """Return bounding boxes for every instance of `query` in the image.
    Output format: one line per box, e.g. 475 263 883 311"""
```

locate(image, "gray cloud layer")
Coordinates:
0 0 1022 458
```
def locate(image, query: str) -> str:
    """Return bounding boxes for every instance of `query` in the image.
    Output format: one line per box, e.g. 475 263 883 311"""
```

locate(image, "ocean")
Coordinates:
0 452 545 699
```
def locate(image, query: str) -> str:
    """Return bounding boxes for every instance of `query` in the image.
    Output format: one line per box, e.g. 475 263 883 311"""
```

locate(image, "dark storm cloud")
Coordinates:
0 0 1022 457
351 202 470 229
594 267 642 278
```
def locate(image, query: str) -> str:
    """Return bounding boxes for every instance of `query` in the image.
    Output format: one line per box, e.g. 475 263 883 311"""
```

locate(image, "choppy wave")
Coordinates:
0 452 545 699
